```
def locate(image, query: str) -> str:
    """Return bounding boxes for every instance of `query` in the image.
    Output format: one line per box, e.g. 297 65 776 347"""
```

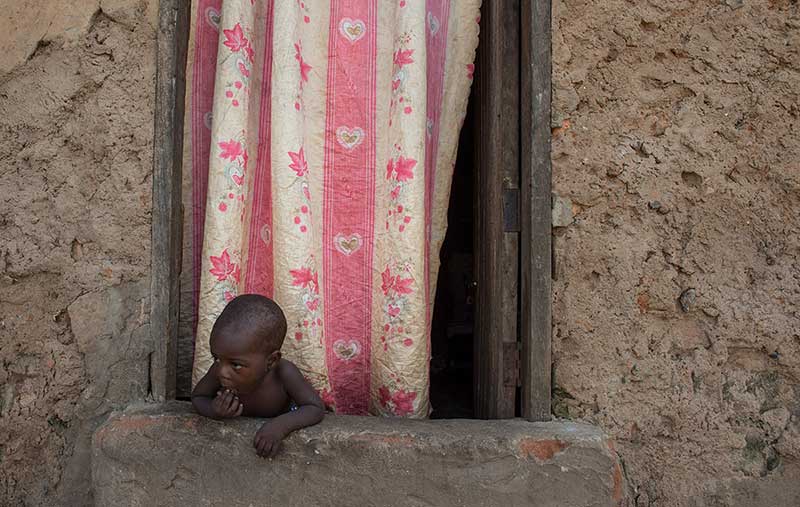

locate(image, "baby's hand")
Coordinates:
212 389 243 419
253 422 286 458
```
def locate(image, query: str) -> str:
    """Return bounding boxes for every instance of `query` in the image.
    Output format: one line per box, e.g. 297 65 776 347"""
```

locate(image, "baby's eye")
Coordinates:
232 363 243 371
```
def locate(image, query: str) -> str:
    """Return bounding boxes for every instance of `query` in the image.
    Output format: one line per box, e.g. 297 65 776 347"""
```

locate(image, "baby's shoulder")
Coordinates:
275 358 301 377
273 359 312 390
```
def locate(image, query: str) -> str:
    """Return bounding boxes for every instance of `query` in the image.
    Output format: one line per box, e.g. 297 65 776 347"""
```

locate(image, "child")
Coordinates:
192 294 325 458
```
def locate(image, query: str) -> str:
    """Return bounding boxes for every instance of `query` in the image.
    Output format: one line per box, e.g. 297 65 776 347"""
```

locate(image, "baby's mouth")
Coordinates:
220 383 239 395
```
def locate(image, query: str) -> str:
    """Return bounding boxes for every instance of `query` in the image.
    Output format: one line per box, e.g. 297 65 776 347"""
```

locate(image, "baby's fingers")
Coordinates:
220 391 235 413
254 433 268 452
222 390 235 408
214 391 228 409
226 394 239 413
257 438 272 458
234 402 244 417
212 396 225 415
268 441 281 458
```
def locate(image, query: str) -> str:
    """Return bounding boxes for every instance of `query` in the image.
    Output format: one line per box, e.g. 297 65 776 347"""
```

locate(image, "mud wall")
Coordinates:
0 1 157 505
1 0 799 505
551 0 800 505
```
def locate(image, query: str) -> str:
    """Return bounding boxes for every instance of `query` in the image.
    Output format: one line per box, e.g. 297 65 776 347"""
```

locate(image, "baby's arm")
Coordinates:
253 361 324 457
191 368 244 419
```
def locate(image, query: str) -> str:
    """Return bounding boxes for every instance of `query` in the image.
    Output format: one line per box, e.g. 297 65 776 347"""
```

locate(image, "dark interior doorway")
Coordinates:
429 95 477 420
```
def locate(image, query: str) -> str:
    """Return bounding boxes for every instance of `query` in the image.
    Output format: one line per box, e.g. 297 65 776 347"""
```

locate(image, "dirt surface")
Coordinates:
0 1 156 505
551 0 800 505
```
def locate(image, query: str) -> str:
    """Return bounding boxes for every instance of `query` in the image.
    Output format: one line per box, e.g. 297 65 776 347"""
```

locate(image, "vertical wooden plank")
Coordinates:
150 0 190 401
177 0 200 399
473 0 501 419
474 0 518 419
520 0 552 421
499 0 521 418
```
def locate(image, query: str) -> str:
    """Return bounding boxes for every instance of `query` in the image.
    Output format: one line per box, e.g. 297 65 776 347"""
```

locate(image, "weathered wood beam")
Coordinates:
150 0 190 401
520 0 552 421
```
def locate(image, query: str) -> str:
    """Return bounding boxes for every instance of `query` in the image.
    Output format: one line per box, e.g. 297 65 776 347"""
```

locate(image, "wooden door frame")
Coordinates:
520 0 553 422
150 0 190 401
150 0 552 420
473 0 521 420
474 0 552 421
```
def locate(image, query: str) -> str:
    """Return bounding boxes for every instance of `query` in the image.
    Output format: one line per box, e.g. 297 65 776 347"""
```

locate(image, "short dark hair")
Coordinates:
211 294 287 352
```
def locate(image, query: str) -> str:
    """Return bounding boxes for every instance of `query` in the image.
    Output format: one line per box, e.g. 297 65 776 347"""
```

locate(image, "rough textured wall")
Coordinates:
1 0 798 505
551 0 800 505
0 1 157 505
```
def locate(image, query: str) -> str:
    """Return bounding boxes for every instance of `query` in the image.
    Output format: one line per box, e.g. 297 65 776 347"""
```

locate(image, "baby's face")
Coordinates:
209 330 271 394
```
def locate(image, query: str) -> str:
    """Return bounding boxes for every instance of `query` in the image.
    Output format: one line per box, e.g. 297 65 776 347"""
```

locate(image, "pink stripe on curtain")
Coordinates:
191 0 223 332
321 0 378 415
424 0 451 359
244 0 275 298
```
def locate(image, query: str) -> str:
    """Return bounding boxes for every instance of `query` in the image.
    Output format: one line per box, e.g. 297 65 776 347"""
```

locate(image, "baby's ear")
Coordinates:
266 349 281 369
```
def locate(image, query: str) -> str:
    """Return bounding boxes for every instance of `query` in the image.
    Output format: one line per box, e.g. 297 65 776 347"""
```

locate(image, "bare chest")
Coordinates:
238 377 290 418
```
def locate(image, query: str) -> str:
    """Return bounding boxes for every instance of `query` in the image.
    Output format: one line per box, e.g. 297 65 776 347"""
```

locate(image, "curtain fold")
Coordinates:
187 0 480 418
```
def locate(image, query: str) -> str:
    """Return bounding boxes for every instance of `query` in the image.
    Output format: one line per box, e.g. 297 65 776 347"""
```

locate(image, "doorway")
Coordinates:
156 0 553 422
429 95 477 419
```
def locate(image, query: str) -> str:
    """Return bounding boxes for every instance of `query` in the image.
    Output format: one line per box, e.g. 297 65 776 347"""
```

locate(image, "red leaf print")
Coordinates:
224 291 236 303
378 386 392 408
223 23 248 52
218 140 243 161
387 304 401 318
290 267 314 288
294 43 312 84
305 297 319 312
394 276 414 295
288 148 308 177
390 185 401 200
299 59 312 83
209 249 239 282
392 389 417 416
393 49 415 67
385 158 394 180
238 61 251 78
466 63 475 79
244 43 255 63
394 156 416 182
381 267 394 296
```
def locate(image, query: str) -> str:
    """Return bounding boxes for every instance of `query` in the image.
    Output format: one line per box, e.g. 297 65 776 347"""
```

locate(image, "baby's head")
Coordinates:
209 294 287 393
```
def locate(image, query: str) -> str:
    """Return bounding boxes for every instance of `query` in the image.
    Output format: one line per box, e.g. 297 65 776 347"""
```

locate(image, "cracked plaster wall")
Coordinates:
0 1 157 505
551 0 800 505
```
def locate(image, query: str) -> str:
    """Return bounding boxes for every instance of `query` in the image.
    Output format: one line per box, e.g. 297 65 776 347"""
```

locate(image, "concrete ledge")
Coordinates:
92 402 625 506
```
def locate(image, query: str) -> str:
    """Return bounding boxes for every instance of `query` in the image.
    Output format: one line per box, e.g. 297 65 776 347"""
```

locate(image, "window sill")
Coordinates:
92 402 625 506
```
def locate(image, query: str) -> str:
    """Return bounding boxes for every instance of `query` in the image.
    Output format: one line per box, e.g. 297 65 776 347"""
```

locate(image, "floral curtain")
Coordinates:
186 0 480 418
